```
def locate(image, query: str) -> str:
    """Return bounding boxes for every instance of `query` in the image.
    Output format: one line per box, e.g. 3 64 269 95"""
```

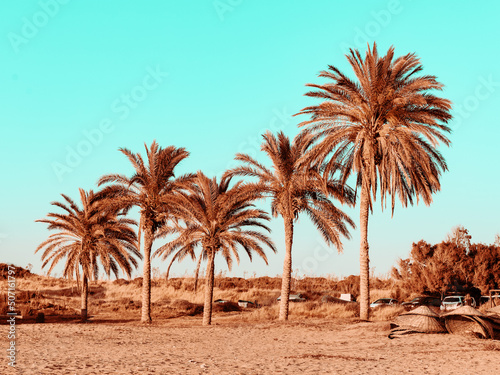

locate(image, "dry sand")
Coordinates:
5 317 500 374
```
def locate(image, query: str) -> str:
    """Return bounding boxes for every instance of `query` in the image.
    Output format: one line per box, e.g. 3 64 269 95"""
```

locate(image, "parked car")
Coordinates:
440 295 476 311
276 293 306 302
370 298 399 308
402 296 441 310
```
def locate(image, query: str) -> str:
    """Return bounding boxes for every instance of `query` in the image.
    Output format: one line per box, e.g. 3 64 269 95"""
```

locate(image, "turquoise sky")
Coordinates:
1 1 499 279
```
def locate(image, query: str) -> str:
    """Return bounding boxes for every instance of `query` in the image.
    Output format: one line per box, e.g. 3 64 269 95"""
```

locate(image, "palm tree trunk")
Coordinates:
81 274 88 321
202 248 215 326
137 216 143 254
279 217 294 321
359 187 370 320
194 252 203 292
141 225 153 323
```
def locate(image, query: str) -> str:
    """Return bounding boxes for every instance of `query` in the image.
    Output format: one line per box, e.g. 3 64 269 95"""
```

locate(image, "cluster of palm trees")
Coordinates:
36 43 452 324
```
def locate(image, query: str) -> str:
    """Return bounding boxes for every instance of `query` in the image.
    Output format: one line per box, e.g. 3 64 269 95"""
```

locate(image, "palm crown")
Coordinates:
98 141 192 232
36 188 140 280
228 131 355 249
298 43 452 212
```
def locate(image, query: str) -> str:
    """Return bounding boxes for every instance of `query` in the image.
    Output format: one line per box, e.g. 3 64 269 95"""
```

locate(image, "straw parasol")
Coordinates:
443 306 494 339
485 315 500 340
488 305 500 315
392 314 446 332
400 305 440 317
389 305 446 338
444 315 493 339
443 305 486 317
485 307 500 339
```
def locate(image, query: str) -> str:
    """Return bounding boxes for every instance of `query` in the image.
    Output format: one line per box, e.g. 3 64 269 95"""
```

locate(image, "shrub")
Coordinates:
213 301 241 312
170 299 203 316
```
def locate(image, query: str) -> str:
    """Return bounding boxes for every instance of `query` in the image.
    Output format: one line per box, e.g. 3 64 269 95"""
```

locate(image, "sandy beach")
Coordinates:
7 317 500 375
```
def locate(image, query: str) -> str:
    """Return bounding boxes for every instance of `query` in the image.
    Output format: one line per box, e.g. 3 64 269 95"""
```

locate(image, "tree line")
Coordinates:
36 43 454 324
392 226 500 299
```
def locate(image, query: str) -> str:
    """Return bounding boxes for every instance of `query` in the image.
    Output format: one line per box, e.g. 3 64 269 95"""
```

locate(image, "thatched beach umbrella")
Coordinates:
401 305 440 318
485 310 500 339
443 305 486 317
488 305 500 315
443 306 494 339
389 305 446 338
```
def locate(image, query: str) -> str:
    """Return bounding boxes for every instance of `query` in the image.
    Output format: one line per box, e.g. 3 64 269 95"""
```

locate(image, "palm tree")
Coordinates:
227 131 355 320
98 141 192 323
154 172 276 325
35 189 141 320
296 43 452 320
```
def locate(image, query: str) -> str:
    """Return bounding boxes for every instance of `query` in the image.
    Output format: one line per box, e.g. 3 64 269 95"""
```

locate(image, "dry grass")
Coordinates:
370 305 405 321
289 301 358 319
4 272 492 324
0 274 366 322
369 288 396 302
241 300 361 322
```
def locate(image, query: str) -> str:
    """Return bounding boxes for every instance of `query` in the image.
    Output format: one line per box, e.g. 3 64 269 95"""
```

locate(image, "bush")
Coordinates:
213 301 241 312
113 279 129 286
170 299 203 316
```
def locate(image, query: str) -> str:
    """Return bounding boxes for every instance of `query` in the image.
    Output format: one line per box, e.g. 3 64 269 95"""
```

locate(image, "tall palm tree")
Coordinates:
98 141 192 323
154 172 276 325
227 131 355 320
35 189 141 320
296 43 452 320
